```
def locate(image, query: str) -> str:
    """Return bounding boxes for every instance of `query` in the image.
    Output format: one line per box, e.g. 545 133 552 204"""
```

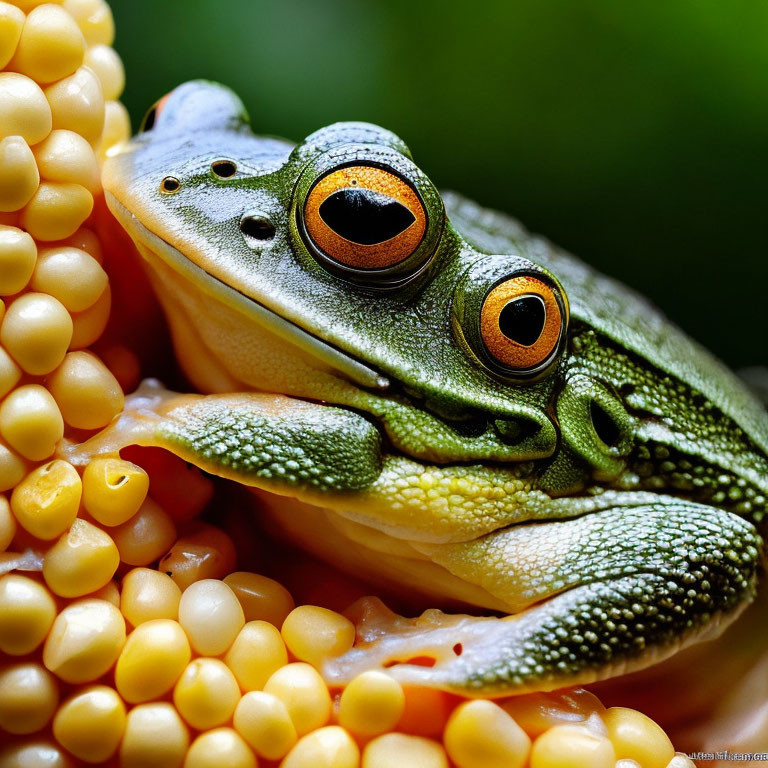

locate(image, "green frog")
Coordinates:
89 80 767 697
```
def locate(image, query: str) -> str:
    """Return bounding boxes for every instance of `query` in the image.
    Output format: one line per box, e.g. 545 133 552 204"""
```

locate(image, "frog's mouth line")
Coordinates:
106 193 394 394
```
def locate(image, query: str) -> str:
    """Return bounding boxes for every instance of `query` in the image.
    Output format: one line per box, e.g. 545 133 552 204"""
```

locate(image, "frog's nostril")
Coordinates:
160 176 181 194
240 214 275 245
211 160 237 178
493 417 540 445
590 400 621 448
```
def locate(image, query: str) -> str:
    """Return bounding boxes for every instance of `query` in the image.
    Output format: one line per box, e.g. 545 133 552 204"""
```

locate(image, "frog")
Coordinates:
84 79 768 697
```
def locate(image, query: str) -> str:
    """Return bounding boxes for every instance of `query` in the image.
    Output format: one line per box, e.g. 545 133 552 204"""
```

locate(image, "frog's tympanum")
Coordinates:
90 81 767 695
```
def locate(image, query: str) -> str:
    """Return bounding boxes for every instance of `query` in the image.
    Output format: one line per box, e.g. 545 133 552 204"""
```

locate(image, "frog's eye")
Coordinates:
303 165 427 271
480 275 564 373
140 93 171 133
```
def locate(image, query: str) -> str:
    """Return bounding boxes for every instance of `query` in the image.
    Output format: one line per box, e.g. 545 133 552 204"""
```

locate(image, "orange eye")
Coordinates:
303 165 427 270
480 275 563 371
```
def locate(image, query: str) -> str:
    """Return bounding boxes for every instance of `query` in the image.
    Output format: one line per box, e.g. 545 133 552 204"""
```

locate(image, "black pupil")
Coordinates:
498 295 546 346
162 177 179 192
318 187 415 245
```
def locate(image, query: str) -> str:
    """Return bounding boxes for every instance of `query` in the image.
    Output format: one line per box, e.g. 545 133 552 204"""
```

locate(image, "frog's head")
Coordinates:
103 80 768 524
100 80 768 691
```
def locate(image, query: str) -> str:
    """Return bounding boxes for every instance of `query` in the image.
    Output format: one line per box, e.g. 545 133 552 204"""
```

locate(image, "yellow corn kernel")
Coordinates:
9 4 84 83
44 65 104 143
281 726 359 768
110 496 176 566
0 573 56 655
120 567 181 625
0 385 64 461
0 135 38 212
0 3 24 70
83 43 122 100
225 619 288 691
62 0 113 45
42 518 119 597
444 699 531 768
281 604 355 669
87 578 119 605
62 225 101 262
363 733 448 768
666 757 696 768
0 440 24 492
96 98 129 160
34 131 100 199
1 292 72 375
120 702 189 768
69 283 110 348
173 657 241 730
0 384 63 461
52 684 125 763
83 457 148 526
158 521 236 591
47 350 123 429
178 578 245 656
32 245 106 311
338 670 405 737
0 72 51 145
530 724 616 768
263 662 332 736
0 225 36 295
8 0 64 10
185 729 256 768
234 690 297 760
224 570 295 627
0 494 16 550
0 741 73 768
602 707 675 768
0 347 20 400
11 459 80 539
500 689 605 740
114 618 191 703
0 662 58 734
20 181 93 241
43 598 126 683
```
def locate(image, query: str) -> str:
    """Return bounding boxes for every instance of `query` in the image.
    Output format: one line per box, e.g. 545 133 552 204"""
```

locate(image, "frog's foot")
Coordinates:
323 501 762 696
61 379 384 494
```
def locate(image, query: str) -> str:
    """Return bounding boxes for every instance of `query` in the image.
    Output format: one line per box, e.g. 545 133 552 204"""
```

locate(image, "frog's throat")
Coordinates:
105 192 391 393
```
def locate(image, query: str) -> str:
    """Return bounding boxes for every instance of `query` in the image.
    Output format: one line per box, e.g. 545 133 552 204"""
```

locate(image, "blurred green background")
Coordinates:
110 0 767 369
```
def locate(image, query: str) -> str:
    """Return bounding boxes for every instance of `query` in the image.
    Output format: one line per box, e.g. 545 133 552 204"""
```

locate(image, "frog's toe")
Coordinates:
323 501 762 695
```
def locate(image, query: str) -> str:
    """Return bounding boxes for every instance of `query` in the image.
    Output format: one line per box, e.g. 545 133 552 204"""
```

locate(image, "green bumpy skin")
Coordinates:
90 80 768 694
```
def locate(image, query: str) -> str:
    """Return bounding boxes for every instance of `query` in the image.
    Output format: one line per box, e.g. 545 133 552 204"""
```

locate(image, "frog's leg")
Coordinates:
63 379 384 494
322 501 761 695
64 381 762 695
